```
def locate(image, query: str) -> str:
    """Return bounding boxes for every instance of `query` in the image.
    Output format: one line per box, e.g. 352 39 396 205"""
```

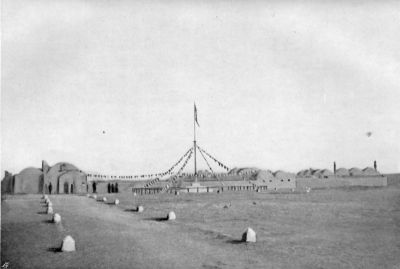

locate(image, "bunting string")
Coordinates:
87 144 229 183
86 146 193 181
197 145 230 171
196 144 214 173
160 147 194 192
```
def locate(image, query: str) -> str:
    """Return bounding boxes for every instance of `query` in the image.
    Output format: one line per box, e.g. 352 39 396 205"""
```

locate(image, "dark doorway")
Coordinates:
92 182 97 193
70 184 74 194
64 182 69 194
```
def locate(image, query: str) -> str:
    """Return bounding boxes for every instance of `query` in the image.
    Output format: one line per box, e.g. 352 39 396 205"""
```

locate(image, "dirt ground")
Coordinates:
2 186 400 269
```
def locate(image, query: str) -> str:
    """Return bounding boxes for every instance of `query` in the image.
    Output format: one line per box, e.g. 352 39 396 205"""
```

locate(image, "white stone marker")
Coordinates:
92 194 97 199
103 197 107 202
137 206 144 213
47 206 53 214
53 213 61 224
167 211 176 220
61 235 76 252
133 192 137 196
242 227 256 243
114 199 119 205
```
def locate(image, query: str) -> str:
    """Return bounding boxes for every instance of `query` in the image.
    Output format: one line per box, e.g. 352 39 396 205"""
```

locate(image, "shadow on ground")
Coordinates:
143 217 168 222
47 247 61 253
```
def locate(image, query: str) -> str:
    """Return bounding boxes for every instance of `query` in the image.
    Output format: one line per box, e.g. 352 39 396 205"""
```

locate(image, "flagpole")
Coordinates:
193 103 197 178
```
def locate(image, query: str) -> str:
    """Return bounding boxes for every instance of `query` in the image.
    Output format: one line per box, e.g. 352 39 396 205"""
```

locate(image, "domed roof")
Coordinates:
349 167 363 176
54 162 79 170
335 168 349 176
311 169 322 177
312 169 334 177
18 167 43 175
320 169 334 176
297 169 308 176
47 162 80 175
274 170 295 178
237 167 259 175
362 167 380 176
256 170 274 181
297 169 315 177
228 167 259 175
228 167 239 175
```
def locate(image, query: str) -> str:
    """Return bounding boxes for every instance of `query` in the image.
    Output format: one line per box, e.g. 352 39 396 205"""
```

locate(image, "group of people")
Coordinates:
107 183 119 193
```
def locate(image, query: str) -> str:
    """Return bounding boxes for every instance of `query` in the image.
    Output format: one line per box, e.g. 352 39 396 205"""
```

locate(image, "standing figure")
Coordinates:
92 182 97 193
115 183 119 193
374 160 377 171
49 182 52 195
107 183 111 193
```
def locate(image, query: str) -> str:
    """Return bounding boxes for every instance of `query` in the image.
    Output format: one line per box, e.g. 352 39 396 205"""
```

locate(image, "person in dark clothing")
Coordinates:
92 182 97 193
107 183 111 193
115 183 119 193
49 182 52 194
111 184 115 193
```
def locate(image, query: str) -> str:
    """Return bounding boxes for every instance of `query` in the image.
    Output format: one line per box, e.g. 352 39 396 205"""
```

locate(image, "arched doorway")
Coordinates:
92 182 97 193
64 182 69 194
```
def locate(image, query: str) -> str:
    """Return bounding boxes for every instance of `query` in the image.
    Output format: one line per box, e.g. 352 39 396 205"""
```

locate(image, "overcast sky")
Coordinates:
2 0 400 176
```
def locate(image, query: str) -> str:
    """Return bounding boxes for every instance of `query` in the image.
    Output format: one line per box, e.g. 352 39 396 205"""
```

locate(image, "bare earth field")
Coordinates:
2 186 400 269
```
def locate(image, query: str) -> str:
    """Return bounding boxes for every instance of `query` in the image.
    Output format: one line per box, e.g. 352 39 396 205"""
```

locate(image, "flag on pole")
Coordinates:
194 103 200 127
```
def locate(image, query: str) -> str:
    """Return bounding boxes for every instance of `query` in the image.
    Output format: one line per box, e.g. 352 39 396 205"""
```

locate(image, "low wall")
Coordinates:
384 174 400 186
296 176 387 189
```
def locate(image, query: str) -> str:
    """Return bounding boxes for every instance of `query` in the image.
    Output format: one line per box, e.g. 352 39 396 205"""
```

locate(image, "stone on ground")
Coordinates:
47 206 53 214
92 194 97 199
114 199 119 205
137 205 144 213
61 235 76 252
167 211 176 220
242 227 256 243
103 197 107 202
53 213 61 224
133 192 137 196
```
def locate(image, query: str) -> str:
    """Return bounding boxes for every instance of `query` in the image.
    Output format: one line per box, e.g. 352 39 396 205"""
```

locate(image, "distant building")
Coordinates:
1 161 87 194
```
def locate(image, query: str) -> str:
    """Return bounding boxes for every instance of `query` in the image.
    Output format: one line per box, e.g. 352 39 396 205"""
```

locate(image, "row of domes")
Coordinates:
297 167 380 177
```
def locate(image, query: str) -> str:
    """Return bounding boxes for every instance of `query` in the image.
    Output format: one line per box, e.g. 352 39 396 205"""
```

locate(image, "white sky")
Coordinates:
2 0 400 176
